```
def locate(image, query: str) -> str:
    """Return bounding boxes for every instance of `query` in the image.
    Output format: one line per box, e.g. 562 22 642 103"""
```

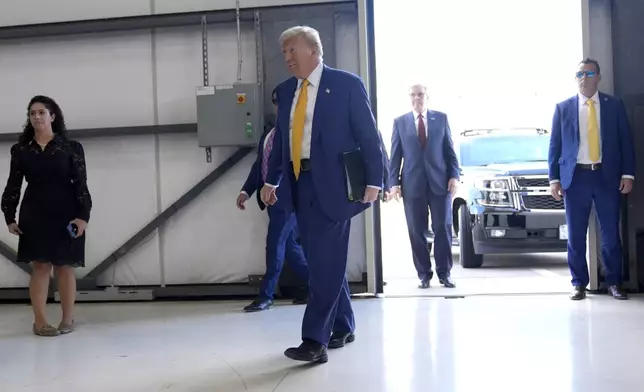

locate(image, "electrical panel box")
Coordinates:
196 83 263 147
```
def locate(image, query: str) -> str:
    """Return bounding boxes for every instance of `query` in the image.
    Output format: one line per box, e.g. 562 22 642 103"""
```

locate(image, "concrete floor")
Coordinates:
1 296 643 391
0 196 630 391
384 251 571 297
380 200 572 296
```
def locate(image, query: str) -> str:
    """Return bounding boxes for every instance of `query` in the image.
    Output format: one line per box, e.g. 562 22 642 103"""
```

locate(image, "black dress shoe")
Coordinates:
418 279 430 289
284 339 328 363
607 285 628 300
328 332 355 349
569 286 586 301
439 276 456 288
243 298 273 312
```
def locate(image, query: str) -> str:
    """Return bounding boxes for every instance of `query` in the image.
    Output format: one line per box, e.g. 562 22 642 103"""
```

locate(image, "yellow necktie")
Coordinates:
587 99 600 162
291 79 309 179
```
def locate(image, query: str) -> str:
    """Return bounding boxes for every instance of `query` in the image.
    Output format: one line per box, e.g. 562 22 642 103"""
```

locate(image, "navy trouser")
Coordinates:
563 167 623 287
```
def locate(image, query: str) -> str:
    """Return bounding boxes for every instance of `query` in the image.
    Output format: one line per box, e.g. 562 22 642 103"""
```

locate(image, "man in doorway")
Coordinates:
548 58 635 301
389 84 459 289
237 88 309 312
260 25 383 363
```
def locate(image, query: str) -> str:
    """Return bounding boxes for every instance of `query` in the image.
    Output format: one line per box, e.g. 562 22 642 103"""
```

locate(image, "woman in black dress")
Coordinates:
1 95 92 337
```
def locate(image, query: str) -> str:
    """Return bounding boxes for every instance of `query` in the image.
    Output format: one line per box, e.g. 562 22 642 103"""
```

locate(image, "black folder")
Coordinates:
342 149 367 202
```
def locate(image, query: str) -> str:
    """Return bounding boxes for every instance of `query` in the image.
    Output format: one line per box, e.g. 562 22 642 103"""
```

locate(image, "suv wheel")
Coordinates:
458 205 484 268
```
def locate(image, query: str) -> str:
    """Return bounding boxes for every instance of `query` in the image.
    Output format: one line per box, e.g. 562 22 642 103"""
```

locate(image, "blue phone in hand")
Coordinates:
67 223 78 238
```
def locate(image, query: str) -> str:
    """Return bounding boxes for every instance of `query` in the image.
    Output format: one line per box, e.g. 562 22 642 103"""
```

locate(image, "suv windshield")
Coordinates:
459 134 549 167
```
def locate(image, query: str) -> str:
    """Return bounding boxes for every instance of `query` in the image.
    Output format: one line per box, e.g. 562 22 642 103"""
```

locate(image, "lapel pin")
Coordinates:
326 88 330 94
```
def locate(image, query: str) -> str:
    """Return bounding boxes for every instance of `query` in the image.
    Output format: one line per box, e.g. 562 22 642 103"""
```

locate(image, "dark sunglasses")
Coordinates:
576 70 597 79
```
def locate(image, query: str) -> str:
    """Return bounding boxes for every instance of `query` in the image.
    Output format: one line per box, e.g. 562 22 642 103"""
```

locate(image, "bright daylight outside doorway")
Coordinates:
374 0 583 297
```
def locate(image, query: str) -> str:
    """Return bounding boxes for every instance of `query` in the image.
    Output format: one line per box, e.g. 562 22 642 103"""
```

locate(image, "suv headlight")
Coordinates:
473 178 513 207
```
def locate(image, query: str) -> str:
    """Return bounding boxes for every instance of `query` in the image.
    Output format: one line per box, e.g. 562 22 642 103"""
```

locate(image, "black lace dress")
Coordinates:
1 135 92 267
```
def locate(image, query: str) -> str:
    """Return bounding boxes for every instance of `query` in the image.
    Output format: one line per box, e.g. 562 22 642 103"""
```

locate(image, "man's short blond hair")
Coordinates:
279 25 324 59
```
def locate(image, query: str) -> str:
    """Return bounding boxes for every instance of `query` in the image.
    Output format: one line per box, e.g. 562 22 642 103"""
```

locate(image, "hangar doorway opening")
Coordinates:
373 0 582 296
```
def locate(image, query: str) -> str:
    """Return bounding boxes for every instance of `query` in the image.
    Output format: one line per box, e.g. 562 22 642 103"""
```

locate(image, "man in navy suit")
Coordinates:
260 25 383 363
237 88 309 312
389 84 459 289
548 58 635 301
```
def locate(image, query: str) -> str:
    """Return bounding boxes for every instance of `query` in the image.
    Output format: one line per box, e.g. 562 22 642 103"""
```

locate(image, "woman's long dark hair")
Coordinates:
19 95 67 144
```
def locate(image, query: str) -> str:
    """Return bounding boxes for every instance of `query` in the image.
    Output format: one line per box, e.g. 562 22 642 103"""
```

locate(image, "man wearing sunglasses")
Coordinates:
236 88 309 311
548 58 635 301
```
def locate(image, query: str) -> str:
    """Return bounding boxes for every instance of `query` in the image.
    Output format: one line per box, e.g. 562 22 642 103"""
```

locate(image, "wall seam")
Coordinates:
150 0 166 287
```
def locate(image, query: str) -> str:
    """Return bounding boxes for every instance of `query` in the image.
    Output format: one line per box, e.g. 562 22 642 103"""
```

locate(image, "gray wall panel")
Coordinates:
0 32 156 133
0 0 350 27
81 136 162 286
611 0 644 288
585 0 614 93
155 23 258 125
154 0 349 15
158 134 267 284
155 21 265 284
611 0 644 96
0 0 151 27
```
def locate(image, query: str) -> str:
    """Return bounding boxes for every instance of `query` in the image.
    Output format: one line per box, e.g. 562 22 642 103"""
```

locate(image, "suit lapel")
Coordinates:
406 112 421 149
256 130 267 183
572 96 580 145
257 130 266 158
311 66 329 143
280 78 298 160
598 92 608 146
426 110 435 147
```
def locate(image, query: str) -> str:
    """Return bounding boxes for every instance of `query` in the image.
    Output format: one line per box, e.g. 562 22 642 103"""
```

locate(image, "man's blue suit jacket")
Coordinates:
548 92 635 190
241 128 288 210
266 65 384 222
377 129 391 191
389 110 460 196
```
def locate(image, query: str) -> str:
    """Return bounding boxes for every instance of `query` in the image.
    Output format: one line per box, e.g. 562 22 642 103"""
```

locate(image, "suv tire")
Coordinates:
459 205 484 268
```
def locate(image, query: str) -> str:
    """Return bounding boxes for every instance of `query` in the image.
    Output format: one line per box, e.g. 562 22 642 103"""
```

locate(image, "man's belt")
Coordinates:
291 159 312 172
577 163 602 171
300 159 311 172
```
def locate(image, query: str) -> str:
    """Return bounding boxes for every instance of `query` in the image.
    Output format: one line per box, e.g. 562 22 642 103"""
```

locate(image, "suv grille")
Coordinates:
517 178 550 187
522 195 564 210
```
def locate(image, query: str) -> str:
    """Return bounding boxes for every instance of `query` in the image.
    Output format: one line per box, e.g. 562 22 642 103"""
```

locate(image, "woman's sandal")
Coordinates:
58 321 75 334
33 323 60 337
